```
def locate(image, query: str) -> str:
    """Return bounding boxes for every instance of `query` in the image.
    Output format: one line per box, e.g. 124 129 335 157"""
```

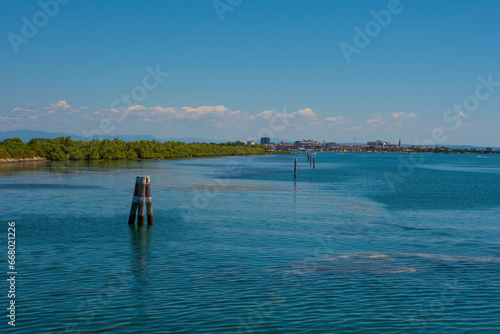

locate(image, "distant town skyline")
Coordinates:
1 1 500 147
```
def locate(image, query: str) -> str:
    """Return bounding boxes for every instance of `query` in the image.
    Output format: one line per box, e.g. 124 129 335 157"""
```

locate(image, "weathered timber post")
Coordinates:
128 176 153 225
313 156 316 169
137 177 146 225
128 178 140 225
294 158 297 179
145 176 153 225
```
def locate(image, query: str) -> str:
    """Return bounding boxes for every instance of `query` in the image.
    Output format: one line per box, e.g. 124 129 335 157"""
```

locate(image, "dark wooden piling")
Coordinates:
128 178 140 225
294 158 297 179
129 175 153 226
313 156 316 169
137 176 146 225
145 176 154 225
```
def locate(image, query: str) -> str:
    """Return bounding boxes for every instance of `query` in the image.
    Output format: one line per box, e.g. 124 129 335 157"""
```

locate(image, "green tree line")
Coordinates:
0 137 267 161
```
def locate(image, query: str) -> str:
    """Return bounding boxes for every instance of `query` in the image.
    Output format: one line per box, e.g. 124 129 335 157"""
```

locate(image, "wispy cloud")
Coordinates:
365 112 417 129
42 100 87 115
4 101 350 135
366 118 383 125
366 113 383 126
43 100 72 111
149 105 244 120
86 105 328 127
325 116 350 125
392 112 417 119
11 107 35 113
0 115 29 130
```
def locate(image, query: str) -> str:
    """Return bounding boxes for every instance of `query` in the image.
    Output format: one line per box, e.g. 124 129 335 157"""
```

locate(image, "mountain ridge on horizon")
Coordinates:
0 129 223 144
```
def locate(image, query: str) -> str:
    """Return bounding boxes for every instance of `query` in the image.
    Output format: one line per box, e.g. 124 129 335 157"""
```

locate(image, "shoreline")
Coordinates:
1 151 495 164
290 151 498 154
0 157 47 164
0 153 273 164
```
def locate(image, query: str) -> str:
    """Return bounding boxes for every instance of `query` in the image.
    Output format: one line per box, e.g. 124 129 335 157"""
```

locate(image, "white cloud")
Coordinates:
128 105 146 111
0 115 28 130
255 109 275 120
43 100 72 110
67 106 88 114
365 112 417 128
146 105 246 120
81 104 350 133
392 112 417 119
41 100 87 115
325 116 349 125
366 118 382 125
296 108 317 118
11 107 34 113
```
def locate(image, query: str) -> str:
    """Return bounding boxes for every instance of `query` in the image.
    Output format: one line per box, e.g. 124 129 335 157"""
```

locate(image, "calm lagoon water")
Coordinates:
1 153 500 333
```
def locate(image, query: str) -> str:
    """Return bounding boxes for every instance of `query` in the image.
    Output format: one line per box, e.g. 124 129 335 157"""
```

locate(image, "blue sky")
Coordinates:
1 0 499 146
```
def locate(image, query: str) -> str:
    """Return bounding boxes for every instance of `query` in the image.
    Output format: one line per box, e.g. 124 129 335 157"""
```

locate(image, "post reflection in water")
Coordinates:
293 180 297 214
129 224 153 308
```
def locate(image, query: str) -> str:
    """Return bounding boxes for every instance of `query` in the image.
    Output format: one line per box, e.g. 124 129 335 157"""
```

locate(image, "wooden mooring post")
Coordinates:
128 175 153 225
145 176 153 225
313 156 316 169
294 158 297 178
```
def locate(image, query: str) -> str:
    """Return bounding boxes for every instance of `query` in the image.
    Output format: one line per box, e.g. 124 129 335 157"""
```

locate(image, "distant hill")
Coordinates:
0 130 223 144
0 130 83 141
439 144 500 150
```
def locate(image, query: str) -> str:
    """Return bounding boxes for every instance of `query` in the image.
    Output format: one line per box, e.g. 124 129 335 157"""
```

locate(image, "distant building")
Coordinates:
247 140 257 146
367 140 391 147
276 142 294 152
325 142 340 151
294 139 320 150
260 137 271 144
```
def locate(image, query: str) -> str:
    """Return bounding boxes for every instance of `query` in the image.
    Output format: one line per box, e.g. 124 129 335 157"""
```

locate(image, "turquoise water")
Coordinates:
1 153 499 333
